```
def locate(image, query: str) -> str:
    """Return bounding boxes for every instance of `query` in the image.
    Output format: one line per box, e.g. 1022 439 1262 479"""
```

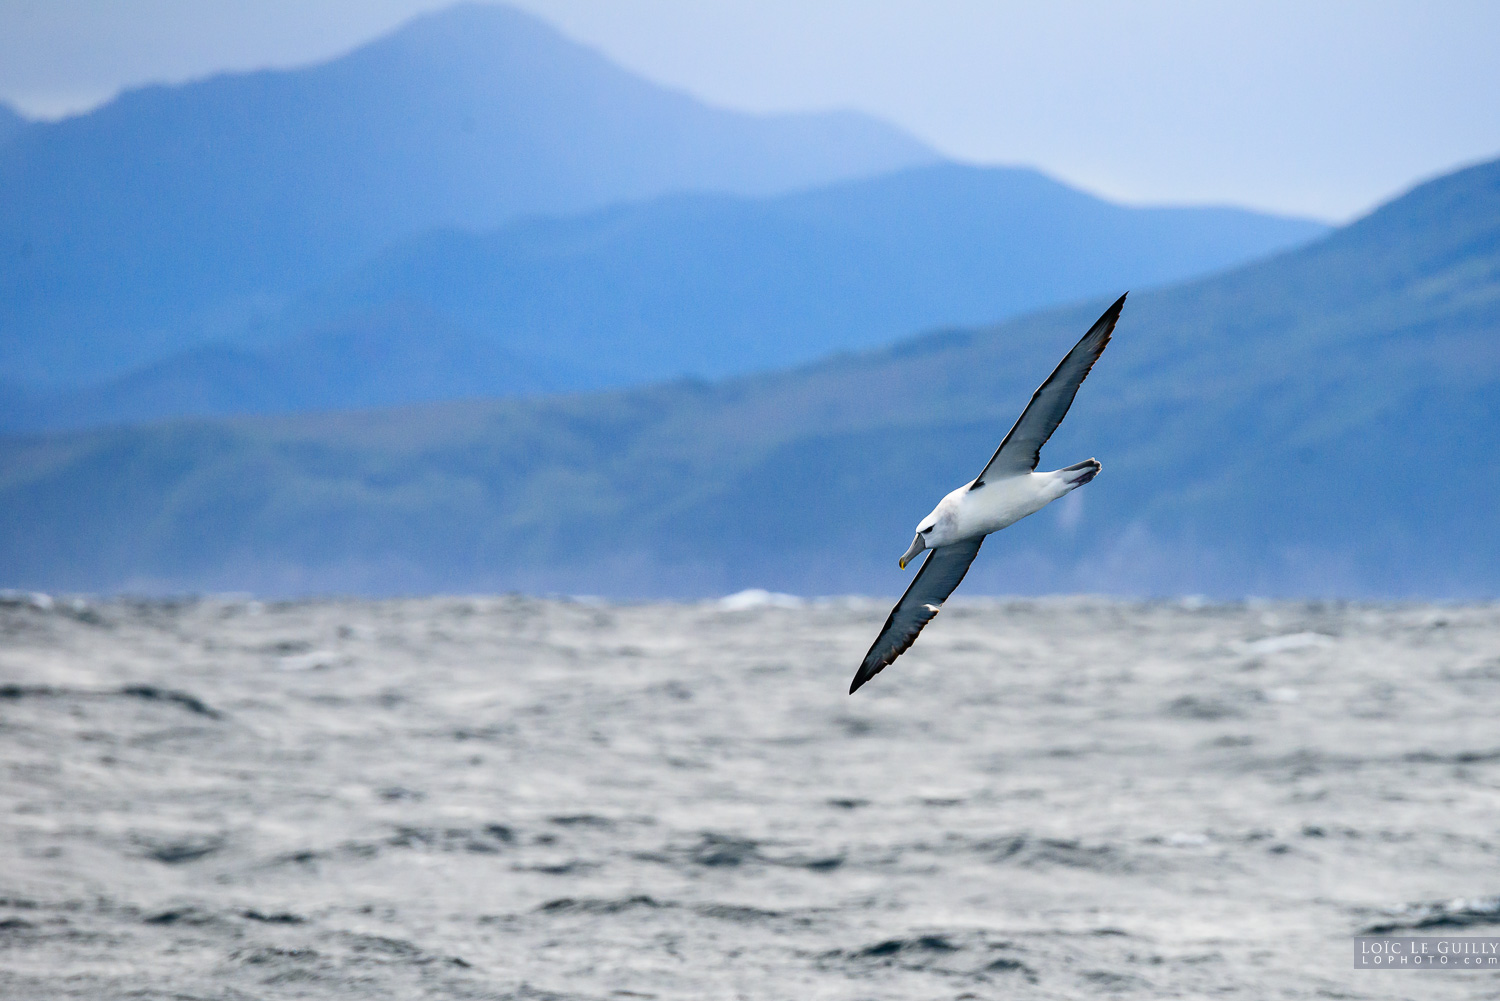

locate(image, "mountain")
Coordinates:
0 102 24 146
0 3 935 386
5 164 1327 431
1 156 1496 598
267 164 1327 385
0 303 591 432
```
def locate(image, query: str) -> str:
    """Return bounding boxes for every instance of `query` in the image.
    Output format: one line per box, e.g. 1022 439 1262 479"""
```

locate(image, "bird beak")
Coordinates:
899 535 926 569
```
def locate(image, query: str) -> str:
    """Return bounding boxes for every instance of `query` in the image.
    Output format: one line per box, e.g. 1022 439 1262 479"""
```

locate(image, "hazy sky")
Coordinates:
3 1 1498 220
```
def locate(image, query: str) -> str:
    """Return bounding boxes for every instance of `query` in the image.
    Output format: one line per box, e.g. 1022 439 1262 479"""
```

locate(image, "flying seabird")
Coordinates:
849 293 1126 694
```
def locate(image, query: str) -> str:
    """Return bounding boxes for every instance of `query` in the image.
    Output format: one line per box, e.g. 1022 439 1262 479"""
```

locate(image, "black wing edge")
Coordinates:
848 538 984 694
971 291 1127 489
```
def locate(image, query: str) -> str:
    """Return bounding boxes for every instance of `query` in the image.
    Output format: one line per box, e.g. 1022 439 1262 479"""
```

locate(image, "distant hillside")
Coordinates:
0 102 23 146
1 157 1495 598
0 2 935 385
6 164 1326 430
0 304 592 433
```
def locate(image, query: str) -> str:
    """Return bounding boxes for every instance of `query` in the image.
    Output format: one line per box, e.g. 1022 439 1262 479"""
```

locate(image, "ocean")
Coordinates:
2 592 1497 998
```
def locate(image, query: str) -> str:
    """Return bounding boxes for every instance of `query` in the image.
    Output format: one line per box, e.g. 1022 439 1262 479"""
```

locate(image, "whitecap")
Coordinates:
717 589 802 611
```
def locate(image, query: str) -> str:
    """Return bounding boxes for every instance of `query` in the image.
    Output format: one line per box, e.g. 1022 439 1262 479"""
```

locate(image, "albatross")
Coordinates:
849 293 1127 694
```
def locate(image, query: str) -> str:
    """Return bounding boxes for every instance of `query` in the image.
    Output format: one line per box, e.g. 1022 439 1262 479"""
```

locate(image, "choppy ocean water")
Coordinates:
2 592 1498 998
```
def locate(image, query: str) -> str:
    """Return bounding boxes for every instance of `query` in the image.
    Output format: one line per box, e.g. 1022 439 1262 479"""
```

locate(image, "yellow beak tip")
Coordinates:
899 559 907 569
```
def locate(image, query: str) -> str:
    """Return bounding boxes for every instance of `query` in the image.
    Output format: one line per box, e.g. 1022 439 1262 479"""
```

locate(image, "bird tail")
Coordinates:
1060 458 1100 487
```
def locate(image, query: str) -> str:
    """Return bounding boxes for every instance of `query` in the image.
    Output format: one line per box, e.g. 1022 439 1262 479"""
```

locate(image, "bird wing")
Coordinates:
971 292 1126 488
849 537 984 693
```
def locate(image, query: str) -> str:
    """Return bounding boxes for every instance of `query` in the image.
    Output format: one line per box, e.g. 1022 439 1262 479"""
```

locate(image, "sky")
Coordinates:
2 1 1499 220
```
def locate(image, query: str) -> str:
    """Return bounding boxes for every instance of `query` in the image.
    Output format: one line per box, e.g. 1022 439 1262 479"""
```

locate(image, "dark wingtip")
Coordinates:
848 667 872 694
1089 292 1127 347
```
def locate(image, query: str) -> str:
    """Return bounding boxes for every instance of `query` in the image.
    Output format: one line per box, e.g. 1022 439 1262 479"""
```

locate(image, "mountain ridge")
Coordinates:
1 153 1495 598
2 163 1327 431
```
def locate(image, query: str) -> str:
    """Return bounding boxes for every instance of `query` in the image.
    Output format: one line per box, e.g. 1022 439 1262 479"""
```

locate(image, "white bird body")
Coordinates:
915 465 1098 552
852 294 1126 694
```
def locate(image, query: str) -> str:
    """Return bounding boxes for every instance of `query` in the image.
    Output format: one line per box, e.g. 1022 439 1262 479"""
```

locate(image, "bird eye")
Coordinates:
919 527 932 534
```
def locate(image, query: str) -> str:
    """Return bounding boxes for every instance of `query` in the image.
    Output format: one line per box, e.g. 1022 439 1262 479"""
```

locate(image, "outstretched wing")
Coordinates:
971 293 1126 488
849 537 984 693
